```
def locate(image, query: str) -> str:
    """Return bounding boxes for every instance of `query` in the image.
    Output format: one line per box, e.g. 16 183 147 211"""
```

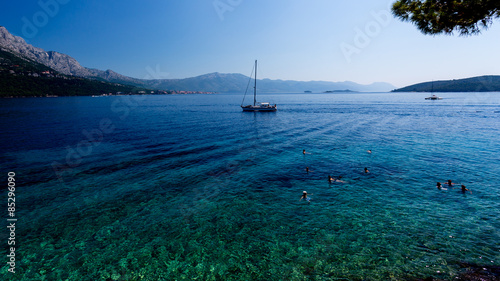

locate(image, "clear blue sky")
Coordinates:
2 0 499 87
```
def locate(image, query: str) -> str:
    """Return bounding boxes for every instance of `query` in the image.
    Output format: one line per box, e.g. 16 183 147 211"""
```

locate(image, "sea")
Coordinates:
0 92 499 280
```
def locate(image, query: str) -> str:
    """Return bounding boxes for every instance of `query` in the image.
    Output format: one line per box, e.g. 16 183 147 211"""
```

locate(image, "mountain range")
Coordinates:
0 26 395 94
0 47 147 97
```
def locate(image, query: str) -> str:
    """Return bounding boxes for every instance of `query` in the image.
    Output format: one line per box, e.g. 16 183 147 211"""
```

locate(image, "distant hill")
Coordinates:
0 25 395 94
0 26 95 77
0 48 145 97
143 72 250 92
140 73 395 93
393 76 500 92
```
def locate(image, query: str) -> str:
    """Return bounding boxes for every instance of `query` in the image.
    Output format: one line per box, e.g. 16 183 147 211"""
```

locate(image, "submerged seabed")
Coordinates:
1 93 499 280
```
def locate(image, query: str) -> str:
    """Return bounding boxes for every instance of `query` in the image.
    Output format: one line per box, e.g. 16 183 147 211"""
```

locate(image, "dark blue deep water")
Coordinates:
1 92 499 280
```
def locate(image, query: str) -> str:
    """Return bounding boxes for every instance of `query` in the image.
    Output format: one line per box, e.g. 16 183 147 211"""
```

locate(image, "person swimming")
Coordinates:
364 167 369 173
445 179 456 186
300 191 312 202
437 182 447 190
461 185 472 194
328 175 345 183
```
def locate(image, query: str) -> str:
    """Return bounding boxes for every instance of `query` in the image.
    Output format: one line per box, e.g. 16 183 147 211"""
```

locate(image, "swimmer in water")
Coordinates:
305 167 312 173
329 175 345 183
461 185 472 194
437 182 447 190
336 175 345 183
444 179 456 186
367 150 372 154
364 167 369 173
300 191 312 202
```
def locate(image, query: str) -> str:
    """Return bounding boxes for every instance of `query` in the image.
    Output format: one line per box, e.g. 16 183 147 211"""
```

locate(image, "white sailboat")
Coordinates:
425 81 442 100
425 94 443 100
241 60 277 112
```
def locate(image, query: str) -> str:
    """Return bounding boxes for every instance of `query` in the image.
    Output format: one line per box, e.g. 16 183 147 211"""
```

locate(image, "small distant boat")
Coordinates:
425 81 442 100
425 94 442 100
241 60 277 112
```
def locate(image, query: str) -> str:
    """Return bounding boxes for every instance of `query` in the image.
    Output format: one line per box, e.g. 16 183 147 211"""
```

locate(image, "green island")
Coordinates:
392 76 500 92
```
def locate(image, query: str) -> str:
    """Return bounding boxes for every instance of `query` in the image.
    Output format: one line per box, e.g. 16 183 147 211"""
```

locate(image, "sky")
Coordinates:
1 0 499 88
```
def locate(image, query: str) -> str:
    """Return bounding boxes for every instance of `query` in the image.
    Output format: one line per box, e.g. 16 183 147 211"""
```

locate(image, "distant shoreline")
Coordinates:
0 91 217 98
5 90 500 99
392 75 500 92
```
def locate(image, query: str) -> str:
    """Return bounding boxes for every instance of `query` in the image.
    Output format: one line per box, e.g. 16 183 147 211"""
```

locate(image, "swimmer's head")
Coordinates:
303 191 307 194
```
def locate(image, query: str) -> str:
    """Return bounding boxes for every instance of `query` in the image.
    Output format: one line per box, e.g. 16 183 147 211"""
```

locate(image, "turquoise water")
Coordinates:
1 92 499 280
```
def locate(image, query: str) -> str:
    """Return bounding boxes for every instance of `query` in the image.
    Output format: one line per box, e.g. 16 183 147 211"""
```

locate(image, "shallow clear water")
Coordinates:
1 92 499 280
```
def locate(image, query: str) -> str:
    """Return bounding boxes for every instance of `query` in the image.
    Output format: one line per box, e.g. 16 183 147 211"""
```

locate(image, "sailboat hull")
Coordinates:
241 105 277 112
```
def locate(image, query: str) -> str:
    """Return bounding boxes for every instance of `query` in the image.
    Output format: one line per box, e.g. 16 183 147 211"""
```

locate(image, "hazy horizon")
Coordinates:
2 0 500 88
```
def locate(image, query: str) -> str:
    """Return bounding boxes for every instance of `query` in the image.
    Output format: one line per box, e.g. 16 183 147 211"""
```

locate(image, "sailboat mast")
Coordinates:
254 60 257 106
